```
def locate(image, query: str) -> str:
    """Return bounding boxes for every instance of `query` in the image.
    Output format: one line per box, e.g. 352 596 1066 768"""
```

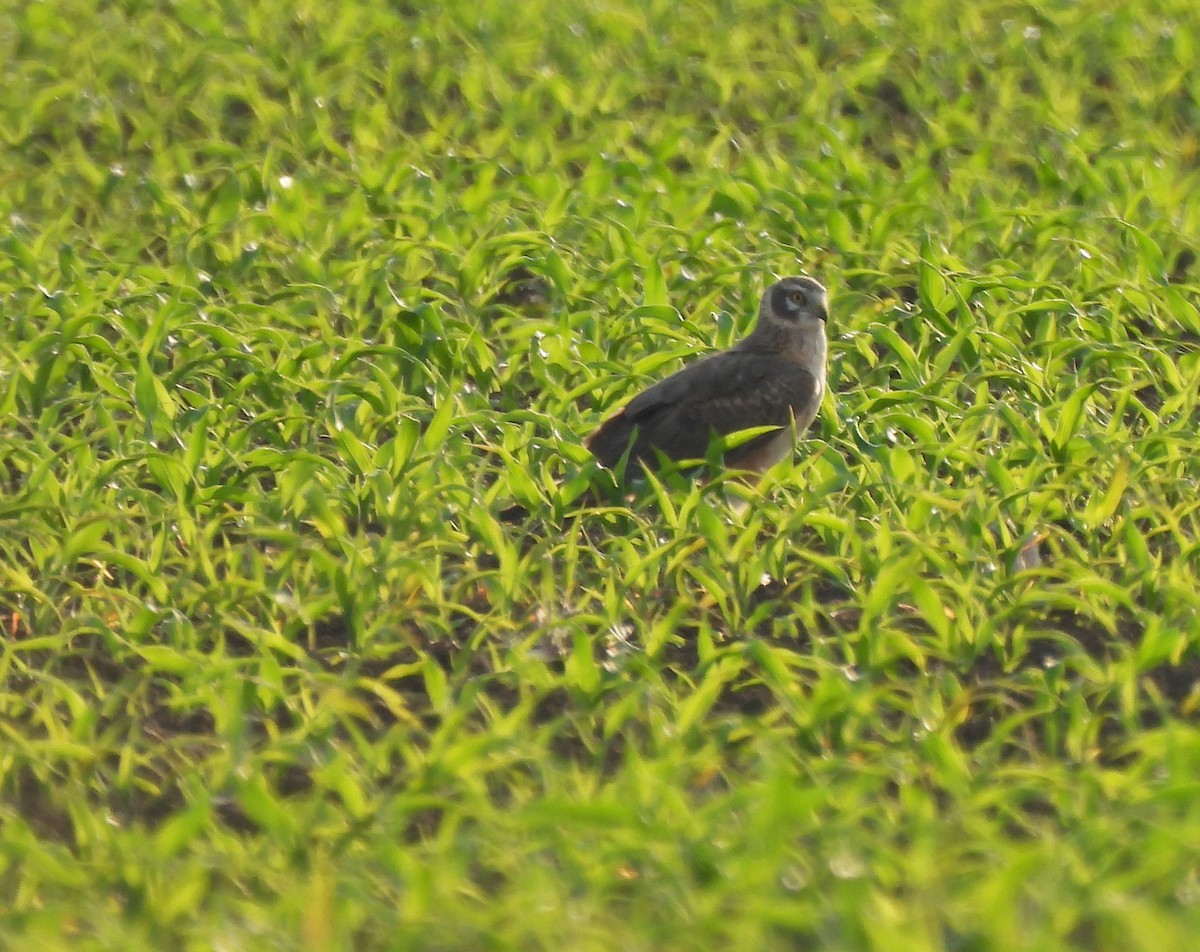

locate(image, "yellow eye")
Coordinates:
789 291 804 304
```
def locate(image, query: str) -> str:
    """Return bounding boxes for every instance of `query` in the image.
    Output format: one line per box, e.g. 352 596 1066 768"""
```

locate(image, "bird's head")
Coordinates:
748 275 829 364
761 276 829 328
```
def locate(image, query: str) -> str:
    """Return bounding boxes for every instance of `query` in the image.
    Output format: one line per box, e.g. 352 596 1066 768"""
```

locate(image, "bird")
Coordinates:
587 276 829 482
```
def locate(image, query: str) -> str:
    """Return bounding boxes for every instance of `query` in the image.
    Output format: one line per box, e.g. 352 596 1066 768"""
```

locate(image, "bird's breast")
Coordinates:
749 429 796 471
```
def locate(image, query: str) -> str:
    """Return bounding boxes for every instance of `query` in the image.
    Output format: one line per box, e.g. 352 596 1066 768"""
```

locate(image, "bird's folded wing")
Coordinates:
627 351 814 422
601 351 819 466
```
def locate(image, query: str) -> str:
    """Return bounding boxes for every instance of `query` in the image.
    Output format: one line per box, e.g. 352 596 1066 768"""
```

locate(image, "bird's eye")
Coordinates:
789 291 805 304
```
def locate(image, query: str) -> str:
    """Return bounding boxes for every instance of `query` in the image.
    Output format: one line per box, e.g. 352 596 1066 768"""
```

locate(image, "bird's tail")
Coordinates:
585 414 637 471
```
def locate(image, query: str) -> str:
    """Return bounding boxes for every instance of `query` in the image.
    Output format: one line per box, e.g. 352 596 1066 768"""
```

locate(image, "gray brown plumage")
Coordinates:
587 276 829 481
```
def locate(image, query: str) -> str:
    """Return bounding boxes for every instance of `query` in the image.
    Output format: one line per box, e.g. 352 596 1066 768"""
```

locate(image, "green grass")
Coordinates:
3 0 1200 948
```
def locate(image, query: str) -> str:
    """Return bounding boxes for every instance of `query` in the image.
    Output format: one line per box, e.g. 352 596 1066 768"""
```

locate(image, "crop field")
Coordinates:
3 0 1200 948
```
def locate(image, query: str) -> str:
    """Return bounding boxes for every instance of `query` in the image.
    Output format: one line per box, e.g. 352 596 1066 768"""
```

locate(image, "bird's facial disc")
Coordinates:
770 277 829 325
